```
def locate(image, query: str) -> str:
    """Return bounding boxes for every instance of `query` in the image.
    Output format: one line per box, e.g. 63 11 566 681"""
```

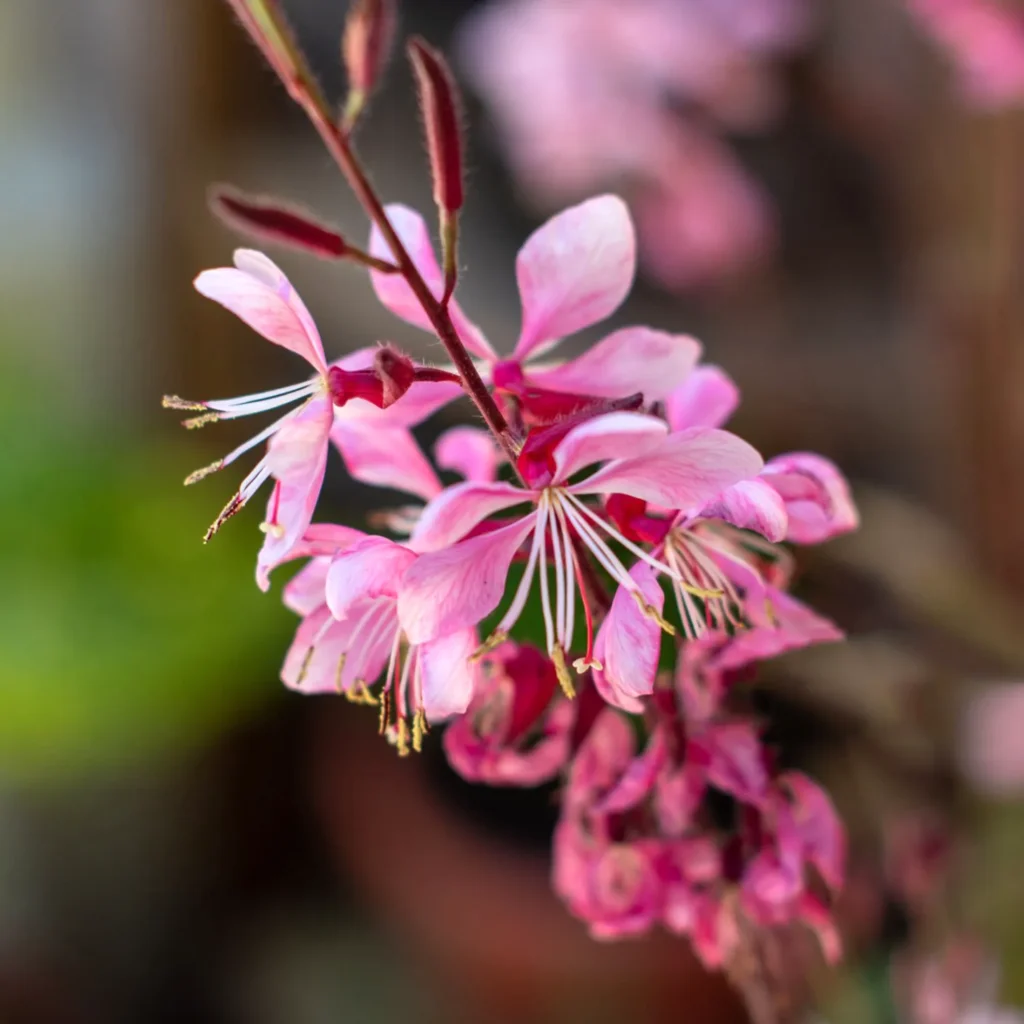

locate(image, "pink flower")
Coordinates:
369 196 702 417
443 642 575 786
397 409 763 691
164 250 462 588
909 0 1024 108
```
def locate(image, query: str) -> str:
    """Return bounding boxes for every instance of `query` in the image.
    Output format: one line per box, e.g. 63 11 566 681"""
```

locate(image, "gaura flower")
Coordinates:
368 195 703 419
397 409 763 694
163 250 461 587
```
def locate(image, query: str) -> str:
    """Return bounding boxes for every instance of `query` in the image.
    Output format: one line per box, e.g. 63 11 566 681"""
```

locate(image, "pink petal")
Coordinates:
592 564 665 712
762 452 858 544
369 205 496 360
514 195 636 360
195 250 327 373
798 891 842 965
418 629 479 721
576 427 763 512
594 726 668 815
526 327 700 401
776 772 846 893
330 421 442 502
256 396 334 589
410 481 529 552
397 513 538 644
665 365 740 431
260 523 366 596
434 426 502 483
699 478 788 542
552 411 668 485
283 558 331 617
693 720 770 806
325 537 416 619
566 708 636 813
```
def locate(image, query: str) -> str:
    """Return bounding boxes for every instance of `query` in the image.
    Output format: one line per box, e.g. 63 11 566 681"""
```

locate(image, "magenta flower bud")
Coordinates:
211 186 349 259
373 344 416 409
343 0 397 97
408 38 464 216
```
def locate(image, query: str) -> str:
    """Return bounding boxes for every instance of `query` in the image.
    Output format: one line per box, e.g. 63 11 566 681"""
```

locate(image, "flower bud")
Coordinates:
223 0 315 102
373 345 416 408
211 186 349 259
343 0 397 101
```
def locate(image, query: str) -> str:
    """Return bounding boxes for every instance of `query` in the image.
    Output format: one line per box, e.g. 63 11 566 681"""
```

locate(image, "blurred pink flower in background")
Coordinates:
908 0 1024 107
960 683 1024 795
459 0 812 289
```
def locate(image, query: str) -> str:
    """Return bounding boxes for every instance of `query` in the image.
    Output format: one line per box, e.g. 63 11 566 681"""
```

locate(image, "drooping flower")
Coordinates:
163 249 462 586
397 409 763 693
368 195 703 421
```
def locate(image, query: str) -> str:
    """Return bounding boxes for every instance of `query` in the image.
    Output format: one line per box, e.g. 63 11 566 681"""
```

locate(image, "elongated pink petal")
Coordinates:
565 708 636 814
700 478 788 542
256 396 334 589
594 727 668 816
283 558 331 617
398 513 538 644
369 205 496 360
435 426 502 483
762 452 858 544
514 195 636 360
592 564 664 712
325 537 416 619
776 772 846 893
418 628 479 720
330 421 442 501
527 327 700 401
410 480 529 552
666 365 740 431
694 721 770 806
575 427 763 512
195 249 327 373
552 411 667 485
261 523 367 597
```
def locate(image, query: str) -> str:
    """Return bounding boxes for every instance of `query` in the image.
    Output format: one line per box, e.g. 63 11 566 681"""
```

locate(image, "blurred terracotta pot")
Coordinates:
311 706 745 1024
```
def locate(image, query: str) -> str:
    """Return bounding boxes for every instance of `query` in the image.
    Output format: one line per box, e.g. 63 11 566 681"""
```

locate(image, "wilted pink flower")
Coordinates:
443 642 575 785
369 196 703 419
397 409 762 692
909 0 1024 108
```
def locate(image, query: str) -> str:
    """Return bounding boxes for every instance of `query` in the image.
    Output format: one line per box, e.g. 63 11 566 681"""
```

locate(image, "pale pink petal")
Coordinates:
526 327 701 401
594 726 668 815
256 396 334 589
665 365 740 431
699 478 788 542
566 708 636 813
259 523 366 596
552 411 668 485
397 513 538 644
195 250 326 373
693 721 770 806
409 481 530 552
576 427 763 511
514 195 636 360
325 537 416 619
369 205 496 360
798 892 842 965
776 772 846 893
962 683 1024 795
330 421 442 501
418 628 479 721
592 564 665 711
283 558 331 617
434 426 502 483
762 452 858 544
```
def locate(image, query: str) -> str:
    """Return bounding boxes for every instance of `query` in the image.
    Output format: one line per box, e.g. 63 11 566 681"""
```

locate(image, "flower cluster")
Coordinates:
458 0 812 289
167 0 858 1001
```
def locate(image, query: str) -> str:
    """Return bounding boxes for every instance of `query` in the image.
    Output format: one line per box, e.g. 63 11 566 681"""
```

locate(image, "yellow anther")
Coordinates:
183 412 221 430
412 709 428 753
551 645 577 699
378 690 391 734
630 590 677 636
296 645 315 688
395 717 410 757
162 394 207 411
680 581 725 601
573 656 604 674
334 655 348 695
470 629 509 662
259 521 287 539
184 460 224 486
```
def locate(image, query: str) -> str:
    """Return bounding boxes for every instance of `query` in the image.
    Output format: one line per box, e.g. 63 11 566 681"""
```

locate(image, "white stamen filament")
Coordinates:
496 508 547 635
205 378 319 414
559 498 637 593
220 406 303 469
549 493 569 649
553 500 577 653
537 496 556 655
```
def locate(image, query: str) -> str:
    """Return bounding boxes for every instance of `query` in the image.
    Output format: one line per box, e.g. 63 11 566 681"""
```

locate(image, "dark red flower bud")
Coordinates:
211 186 349 259
373 345 416 408
407 38 464 216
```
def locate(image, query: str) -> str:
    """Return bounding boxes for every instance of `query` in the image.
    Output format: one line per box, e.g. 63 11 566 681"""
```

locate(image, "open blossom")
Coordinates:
398 409 763 692
369 195 703 421
163 250 461 586
458 0 811 287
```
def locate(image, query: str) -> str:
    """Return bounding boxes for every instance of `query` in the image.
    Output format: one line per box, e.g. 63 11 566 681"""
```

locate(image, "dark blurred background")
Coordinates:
3 1 1024 1021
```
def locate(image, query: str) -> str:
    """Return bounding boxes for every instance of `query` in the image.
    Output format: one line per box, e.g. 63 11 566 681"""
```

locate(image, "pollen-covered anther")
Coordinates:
162 394 208 412
551 644 576 699
573 655 603 674
184 460 225 487
296 644 316 688
471 629 509 662
631 590 677 636
345 680 378 706
183 412 222 430
333 655 349 695
203 494 245 543
412 708 428 753
259 521 286 539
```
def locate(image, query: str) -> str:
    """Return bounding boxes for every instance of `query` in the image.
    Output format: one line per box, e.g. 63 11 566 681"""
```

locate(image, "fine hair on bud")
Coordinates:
407 37 465 216
343 0 398 96
210 186 349 259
